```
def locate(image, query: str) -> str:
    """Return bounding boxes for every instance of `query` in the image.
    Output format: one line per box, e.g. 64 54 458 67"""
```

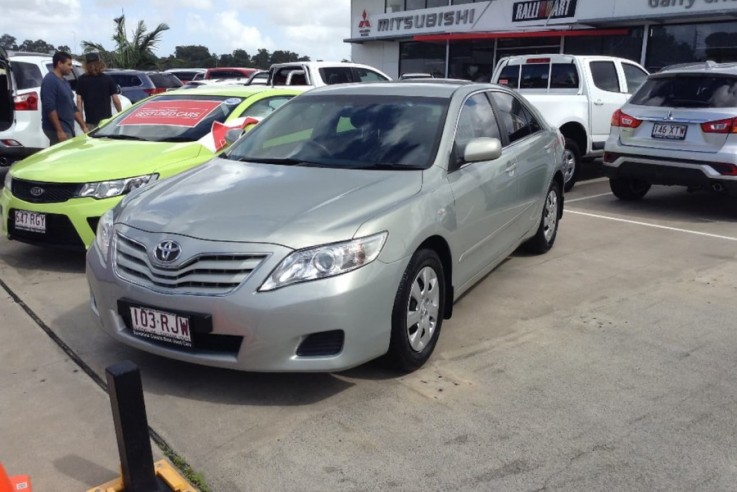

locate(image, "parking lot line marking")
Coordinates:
566 192 613 203
574 177 608 186
567 210 737 242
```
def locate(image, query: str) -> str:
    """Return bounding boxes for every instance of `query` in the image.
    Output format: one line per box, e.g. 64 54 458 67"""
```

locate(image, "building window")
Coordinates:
646 21 737 72
565 27 643 64
452 0 478 4
386 0 404 13
386 0 449 12
448 40 494 81
399 41 446 78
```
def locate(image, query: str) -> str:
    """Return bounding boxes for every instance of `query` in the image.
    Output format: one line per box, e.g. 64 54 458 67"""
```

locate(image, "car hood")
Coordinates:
118 158 423 249
10 136 207 183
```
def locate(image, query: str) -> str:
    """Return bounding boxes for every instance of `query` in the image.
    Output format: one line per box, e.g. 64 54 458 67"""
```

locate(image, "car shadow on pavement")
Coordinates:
54 301 356 407
602 188 737 222
53 455 119 489
0 240 86 274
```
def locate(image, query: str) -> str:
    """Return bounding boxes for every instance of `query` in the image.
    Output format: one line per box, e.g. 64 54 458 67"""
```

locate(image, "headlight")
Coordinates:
3 172 11 193
77 174 158 199
259 232 388 291
95 209 114 256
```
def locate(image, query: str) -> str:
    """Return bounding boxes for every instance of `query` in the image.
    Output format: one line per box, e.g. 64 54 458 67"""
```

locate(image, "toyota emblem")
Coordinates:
30 186 45 197
154 240 182 262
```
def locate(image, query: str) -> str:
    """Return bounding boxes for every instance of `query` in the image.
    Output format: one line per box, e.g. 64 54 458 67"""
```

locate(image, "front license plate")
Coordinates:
14 210 46 233
652 123 687 140
130 306 193 347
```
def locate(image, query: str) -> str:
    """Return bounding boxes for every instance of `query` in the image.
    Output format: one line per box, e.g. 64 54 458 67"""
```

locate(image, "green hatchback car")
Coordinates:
1 85 304 249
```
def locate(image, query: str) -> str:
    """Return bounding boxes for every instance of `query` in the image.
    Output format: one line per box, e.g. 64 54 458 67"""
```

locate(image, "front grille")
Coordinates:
296 330 345 357
11 178 80 203
114 233 267 295
8 208 85 249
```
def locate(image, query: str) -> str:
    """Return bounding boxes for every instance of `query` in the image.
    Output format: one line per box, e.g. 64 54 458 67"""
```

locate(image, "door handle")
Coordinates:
504 162 517 175
594 100 604 106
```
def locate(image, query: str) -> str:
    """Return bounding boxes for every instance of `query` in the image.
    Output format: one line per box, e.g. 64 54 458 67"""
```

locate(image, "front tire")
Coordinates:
385 249 445 372
562 138 580 192
523 180 562 254
609 177 651 200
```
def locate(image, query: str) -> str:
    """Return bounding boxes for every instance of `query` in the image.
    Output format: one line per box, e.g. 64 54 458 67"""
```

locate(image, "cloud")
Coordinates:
186 13 208 34
214 10 275 54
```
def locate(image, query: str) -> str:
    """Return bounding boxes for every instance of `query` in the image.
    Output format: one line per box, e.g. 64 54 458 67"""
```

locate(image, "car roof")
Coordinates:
499 54 635 64
655 60 737 76
163 85 308 97
165 68 206 73
305 81 493 98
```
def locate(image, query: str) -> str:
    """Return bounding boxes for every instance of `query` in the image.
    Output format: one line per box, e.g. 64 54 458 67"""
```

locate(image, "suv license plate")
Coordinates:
652 123 687 140
14 210 46 233
130 305 193 347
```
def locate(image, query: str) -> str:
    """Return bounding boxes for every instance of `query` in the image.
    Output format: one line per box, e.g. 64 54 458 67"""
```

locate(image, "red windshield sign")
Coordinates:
119 100 221 127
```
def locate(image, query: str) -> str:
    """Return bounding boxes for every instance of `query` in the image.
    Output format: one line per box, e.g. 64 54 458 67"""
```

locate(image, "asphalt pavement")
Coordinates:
1 169 737 491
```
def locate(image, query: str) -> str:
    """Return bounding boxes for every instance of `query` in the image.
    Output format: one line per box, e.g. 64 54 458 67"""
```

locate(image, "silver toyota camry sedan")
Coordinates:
86 81 565 372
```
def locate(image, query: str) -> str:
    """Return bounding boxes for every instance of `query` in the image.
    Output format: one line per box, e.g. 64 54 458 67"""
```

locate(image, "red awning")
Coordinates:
414 28 629 42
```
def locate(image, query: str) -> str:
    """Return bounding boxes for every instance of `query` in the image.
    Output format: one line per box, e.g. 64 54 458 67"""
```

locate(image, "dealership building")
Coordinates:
347 0 737 79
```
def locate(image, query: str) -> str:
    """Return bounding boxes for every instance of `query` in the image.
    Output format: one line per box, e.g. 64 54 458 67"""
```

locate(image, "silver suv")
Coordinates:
603 61 737 199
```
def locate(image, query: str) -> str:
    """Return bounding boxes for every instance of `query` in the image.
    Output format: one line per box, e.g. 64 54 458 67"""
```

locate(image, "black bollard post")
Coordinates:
105 361 163 492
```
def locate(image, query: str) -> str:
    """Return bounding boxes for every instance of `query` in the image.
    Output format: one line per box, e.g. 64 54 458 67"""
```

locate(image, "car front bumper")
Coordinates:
85 233 409 372
0 188 123 249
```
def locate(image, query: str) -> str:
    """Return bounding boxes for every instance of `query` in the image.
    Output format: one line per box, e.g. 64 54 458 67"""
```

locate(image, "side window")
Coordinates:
240 96 293 118
622 63 648 94
590 61 620 92
454 92 501 158
15 62 43 90
550 63 579 89
491 92 537 144
321 67 354 85
353 68 388 82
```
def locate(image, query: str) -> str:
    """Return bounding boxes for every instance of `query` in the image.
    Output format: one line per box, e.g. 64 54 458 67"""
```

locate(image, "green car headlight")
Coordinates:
78 174 158 199
3 172 11 193
95 209 115 256
259 232 388 292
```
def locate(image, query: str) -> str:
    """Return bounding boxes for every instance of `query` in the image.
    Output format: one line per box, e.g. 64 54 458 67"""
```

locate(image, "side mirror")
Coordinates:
224 128 242 145
116 84 123 95
463 137 502 163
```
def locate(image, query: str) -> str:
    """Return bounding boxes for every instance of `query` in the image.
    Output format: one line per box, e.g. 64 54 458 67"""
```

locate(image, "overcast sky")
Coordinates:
1 0 353 61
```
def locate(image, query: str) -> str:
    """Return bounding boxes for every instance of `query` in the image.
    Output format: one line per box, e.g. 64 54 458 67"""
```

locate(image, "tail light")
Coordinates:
143 88 166 96
709 163 737 175
14 92 38 111
611 109 642 128
700 117 737 134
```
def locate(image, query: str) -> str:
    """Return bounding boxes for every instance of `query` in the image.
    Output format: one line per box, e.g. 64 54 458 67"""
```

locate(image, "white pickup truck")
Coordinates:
491 54 649 190
267 61 391 87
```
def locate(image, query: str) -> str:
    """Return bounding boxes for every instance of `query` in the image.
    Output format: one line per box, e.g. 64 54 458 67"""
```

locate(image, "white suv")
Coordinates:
0 49 130 166
267 61 391 87
604 61 737 199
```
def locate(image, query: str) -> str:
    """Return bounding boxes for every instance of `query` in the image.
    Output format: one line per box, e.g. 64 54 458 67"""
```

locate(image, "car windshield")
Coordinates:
226 94 448 170
91 94 244 142
630 74 737 108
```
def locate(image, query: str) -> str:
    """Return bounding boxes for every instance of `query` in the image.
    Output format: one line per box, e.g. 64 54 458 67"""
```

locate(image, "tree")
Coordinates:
57 45 71 53
82 15 169 69
18 39 55 54
175 45 214 67
270 50 309 65
251 48 271 69
0 34 18 51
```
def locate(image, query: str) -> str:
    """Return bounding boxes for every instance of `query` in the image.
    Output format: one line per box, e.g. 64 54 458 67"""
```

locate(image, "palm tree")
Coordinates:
82 15 169 69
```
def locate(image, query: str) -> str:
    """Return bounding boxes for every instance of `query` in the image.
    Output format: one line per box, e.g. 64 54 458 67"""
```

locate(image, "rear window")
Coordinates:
109 74 143 87
321 67 354 85
497 63 579 89
13 62 43 90
148 73 183 88
630 75 737 108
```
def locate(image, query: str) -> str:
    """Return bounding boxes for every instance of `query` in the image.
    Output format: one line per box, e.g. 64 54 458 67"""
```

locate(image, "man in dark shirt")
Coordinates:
41 51 87 144
76 52 122 130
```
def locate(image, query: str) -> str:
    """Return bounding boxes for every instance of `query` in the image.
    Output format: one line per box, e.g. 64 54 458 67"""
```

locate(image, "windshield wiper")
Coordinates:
227 156 325 166
356 163 423 170
98 134 150 141
158 136 195 142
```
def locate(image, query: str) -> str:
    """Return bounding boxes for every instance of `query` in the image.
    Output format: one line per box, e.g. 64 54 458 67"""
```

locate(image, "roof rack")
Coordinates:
7 50 55 57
